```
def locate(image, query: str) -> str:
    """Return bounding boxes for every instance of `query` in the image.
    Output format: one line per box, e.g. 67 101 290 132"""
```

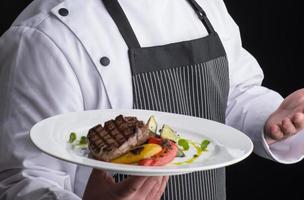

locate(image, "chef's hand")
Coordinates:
264 89 304 145
83 169 168 200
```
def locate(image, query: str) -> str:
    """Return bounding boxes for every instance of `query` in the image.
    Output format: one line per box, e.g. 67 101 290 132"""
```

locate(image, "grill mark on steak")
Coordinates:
87 115 150 161
87 125 107 152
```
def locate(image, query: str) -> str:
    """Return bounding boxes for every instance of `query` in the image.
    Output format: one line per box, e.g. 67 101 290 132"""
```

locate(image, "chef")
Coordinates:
1 0 304 199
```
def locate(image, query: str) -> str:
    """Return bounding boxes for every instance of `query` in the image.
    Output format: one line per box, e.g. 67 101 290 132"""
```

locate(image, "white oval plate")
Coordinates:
30 109 253 176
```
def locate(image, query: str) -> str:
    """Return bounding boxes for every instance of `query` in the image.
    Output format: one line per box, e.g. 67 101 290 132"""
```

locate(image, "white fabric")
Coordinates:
0 0 301 199
262 129 304 164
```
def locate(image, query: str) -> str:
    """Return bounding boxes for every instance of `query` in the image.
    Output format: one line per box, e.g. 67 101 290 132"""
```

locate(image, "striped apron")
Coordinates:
102 0 230 199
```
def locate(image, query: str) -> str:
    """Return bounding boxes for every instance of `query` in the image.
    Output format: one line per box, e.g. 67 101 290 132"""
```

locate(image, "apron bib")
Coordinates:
103 0 230 199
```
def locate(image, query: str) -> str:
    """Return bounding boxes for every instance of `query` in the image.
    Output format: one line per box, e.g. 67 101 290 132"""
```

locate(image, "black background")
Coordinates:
0 0 303 199
223 1 304 200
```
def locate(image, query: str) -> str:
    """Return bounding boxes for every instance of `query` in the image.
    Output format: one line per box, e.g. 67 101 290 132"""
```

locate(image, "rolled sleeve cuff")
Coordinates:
241 89 283 160
262 129 304 164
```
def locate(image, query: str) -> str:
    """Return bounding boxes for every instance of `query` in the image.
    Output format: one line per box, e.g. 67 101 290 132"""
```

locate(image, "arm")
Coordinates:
0 26 83 199
212 0 299 161
0 25 169 200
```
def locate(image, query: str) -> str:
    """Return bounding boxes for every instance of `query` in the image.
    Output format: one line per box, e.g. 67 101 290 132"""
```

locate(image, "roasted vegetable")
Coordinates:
176 148 186 157
200 140 210 151
160 125 179 142
147 115 158 134
111 143 162 164
139 137 178 166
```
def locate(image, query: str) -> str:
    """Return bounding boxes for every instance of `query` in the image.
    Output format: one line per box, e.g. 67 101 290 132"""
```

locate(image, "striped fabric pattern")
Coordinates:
116 56 229 200
133 56 229 122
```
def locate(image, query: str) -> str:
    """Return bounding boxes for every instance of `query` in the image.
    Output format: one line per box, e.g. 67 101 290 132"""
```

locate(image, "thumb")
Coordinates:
115 176 149 197
83 169 115 200
89 169 115 185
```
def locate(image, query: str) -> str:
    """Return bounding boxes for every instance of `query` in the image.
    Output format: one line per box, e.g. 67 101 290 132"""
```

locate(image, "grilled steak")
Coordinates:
87 115 150 162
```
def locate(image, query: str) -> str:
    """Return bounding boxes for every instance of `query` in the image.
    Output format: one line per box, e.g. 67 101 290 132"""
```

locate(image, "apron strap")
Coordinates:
102 0 216 49
186 0 215 34
102 0 141 48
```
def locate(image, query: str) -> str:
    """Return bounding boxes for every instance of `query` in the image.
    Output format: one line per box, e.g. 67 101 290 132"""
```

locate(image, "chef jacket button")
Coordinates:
58 8 69 17
100 57 110 66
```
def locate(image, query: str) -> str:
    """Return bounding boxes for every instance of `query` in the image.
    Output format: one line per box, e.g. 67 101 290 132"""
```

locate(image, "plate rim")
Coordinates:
30 109 254 176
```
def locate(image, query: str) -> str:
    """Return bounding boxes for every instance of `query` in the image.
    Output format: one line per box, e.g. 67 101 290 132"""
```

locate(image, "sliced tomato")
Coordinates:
139 137 178 166
148 136 163 145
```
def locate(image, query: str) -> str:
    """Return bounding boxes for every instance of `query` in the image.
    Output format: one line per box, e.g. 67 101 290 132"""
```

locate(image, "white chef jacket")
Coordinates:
0 0 302 199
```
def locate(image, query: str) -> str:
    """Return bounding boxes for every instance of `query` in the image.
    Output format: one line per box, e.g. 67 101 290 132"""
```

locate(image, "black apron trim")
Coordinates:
102 0 140 48
129 32 226 74
187 0 215 33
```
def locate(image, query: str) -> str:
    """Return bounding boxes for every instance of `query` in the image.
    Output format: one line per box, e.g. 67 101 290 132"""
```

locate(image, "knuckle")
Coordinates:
282 122 289 129
282 118 291 125
294 112 303 119
281 120 295 134
293 113 304 125
282 127 293 135
271 131 283 140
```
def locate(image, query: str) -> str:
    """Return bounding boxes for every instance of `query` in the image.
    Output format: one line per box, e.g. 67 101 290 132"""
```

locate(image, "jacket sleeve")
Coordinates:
0 26 84 199
212 0 300 162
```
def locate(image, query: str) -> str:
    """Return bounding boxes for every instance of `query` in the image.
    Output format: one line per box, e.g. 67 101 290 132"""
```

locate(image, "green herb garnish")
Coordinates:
178 139 190 151
200 140 210 151
79 136 88 145
69 132 77 143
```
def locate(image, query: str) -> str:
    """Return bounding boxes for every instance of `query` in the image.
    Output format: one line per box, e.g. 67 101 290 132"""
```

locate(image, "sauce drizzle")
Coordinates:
174 142 205 166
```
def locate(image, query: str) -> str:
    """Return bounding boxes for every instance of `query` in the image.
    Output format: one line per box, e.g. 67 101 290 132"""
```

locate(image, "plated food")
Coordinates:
87 115 150 162
68 115 210 166
30 109 253 175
